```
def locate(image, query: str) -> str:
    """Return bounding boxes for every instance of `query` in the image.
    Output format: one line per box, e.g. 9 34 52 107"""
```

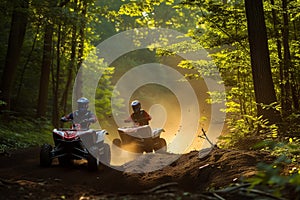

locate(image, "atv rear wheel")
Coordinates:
144 138 154 153
154 138 167 153
40 144 53 167
87 154 98 171
112 138 121 147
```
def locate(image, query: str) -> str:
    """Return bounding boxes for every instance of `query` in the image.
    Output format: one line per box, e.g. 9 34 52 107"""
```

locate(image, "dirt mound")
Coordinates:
123 148 272 192
0 147 273 199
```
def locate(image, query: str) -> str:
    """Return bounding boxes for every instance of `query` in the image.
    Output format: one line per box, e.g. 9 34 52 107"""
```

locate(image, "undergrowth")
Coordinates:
217 111 300 198
248 138 300 199
0 116 53 153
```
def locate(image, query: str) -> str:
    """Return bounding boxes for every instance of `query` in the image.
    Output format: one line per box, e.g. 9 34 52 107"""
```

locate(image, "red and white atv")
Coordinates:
40 123 111 171
112 125 167 153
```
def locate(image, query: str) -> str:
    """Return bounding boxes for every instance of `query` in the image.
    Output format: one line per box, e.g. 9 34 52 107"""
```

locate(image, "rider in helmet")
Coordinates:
61 97 97 129
125 100 151 126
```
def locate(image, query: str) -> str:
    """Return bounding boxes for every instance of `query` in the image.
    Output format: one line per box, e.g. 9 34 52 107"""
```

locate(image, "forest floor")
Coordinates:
0 147 292 200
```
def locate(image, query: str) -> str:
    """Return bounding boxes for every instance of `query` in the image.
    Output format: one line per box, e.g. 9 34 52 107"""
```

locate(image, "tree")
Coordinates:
281 0 293 115
74 0 88 101
37 0 70 118
0 0 28 112
244 0 280 124
37 23 53 118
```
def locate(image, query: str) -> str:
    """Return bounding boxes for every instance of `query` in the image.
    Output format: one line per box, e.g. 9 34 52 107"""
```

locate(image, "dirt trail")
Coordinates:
0 147 272 199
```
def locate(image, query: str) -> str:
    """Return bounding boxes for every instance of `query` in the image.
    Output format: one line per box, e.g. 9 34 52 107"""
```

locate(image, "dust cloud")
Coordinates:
107 82 212 166
99 53 224 165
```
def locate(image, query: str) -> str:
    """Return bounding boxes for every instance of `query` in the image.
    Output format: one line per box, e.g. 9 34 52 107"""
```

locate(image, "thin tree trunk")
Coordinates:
37 0 70 118
52 24 61 127
0 0 28 112
74 0 87 101
244 0 281 125
37 23 53 118
291 74 299 110
61 24 77 115
270 0 285 115
61 0 79 115
291 21 299 110
282 0 292 115
16 24 40 104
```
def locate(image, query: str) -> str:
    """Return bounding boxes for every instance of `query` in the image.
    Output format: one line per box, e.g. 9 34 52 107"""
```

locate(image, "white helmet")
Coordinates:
77 97 89 112
131 100 141 113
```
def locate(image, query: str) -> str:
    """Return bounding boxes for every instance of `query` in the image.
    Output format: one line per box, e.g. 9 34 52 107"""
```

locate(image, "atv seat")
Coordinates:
118 125 153 143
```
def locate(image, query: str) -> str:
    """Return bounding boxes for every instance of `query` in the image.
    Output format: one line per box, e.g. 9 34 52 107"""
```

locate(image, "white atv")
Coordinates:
112 125 167 153
40 123 111 171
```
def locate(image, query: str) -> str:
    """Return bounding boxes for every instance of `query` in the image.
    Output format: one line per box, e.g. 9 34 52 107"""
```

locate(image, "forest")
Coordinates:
0 0 300 199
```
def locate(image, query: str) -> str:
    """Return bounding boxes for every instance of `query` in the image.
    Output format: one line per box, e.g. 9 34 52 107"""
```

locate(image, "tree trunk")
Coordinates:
291 21 299 110
244 0 281 124
37 0 70 118
281 0 292 115
61 23 77 116
37 24 53 118
61 0 79 116
74 0 87 101
0 0 28 112
291 74 299 110
270 0 285 115
16 24 40 105
51 24 62 127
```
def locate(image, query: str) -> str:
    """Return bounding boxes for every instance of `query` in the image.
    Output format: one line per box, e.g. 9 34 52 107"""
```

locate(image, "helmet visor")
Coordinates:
78 103 88 112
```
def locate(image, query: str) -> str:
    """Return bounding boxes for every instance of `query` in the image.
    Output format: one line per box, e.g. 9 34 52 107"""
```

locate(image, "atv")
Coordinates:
40 123 111 171
112 125 167 153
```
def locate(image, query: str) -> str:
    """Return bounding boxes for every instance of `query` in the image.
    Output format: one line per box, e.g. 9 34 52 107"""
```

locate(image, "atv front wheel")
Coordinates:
154 138 167 153
144 138 154 153
87 154 98 171
40 144 53 167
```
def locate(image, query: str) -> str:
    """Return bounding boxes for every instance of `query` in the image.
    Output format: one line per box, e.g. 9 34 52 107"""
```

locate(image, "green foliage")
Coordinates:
218 114 279 149
102 0 196 32
0 100 6 106
254 137 300 162
281 113 300 138
182 0 299 142
0 0 299 155
0 117 53 153
182 0 247 49
96 66 116 120
247 123 300 197
247 139 300 198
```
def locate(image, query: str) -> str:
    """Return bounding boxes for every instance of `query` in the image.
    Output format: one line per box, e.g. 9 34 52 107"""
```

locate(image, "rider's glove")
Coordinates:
82 118 95 123
60 116 68 122
88 118 96 123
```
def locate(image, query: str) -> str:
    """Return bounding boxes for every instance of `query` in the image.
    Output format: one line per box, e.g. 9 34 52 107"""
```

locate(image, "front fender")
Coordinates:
95 130 108 143
152 128 165 137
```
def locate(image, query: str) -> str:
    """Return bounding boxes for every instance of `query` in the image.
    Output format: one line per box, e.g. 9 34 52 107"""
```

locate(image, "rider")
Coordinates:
61 97 97 130
125 100 151 126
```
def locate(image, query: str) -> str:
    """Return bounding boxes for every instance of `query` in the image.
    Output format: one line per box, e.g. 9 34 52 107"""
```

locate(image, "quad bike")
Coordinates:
112 125 167 153
40 123 111 171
